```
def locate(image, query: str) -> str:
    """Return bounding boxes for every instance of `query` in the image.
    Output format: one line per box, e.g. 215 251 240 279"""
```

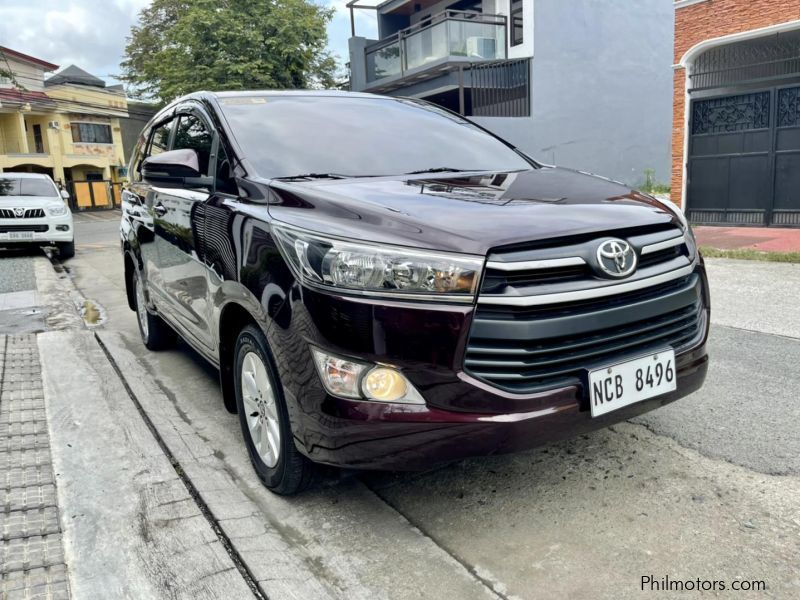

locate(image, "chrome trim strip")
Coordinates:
641 235 685 255
486 256 586 271
478 263 696 307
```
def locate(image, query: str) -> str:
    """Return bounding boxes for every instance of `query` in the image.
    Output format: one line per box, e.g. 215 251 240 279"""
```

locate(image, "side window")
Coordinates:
173 114 213 176
130 133 148 182
510 0 523 47
148 119 175 157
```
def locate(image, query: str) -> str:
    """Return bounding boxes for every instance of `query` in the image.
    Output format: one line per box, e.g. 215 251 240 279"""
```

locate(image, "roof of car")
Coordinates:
0 172 50 179
211 90 380 99
169 90 382 108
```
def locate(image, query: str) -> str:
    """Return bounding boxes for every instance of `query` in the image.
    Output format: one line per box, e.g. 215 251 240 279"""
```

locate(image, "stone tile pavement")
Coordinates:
1 334 70 599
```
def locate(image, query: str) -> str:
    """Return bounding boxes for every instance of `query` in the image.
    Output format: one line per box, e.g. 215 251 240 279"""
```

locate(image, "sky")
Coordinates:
0 0 379 86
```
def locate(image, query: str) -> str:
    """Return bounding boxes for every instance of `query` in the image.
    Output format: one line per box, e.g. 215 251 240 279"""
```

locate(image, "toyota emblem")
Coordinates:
13 207 25 218
596 239 637 278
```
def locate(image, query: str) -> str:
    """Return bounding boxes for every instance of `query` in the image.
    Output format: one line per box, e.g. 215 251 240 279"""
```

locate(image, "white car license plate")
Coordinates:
589 349 676 417
6 231 34 240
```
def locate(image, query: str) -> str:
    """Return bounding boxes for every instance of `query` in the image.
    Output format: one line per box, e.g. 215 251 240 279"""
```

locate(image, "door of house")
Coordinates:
687 85 800 227
32 124 44 154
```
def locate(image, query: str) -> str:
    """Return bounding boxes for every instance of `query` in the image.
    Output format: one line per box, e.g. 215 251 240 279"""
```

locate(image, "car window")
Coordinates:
173 114 213 176
130 133 147 182
147 118 175 157
0 177 58 198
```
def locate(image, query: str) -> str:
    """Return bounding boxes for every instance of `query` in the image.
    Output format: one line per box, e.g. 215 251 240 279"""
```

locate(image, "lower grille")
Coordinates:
465 273 705 393
0 224 48 233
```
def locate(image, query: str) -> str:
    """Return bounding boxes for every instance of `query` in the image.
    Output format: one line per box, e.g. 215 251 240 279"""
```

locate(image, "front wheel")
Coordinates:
57 241 75 259
133 268 175 350
234 324 315 495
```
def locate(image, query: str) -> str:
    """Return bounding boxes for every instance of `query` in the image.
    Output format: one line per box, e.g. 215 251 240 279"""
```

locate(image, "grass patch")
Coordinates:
699 246 800 263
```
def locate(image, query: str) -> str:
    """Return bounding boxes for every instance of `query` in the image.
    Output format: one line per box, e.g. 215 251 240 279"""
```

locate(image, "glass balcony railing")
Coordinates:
365 11 507 84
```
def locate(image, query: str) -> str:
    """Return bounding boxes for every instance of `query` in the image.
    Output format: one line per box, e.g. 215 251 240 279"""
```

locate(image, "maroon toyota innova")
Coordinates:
121 91 709 494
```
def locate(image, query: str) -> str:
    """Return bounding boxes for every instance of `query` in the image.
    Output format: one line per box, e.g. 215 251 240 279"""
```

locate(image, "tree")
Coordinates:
121 0 338 103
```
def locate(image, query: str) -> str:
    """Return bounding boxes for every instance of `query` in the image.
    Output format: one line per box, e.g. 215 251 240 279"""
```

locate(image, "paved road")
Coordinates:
0 254 36 293
55 218 800 598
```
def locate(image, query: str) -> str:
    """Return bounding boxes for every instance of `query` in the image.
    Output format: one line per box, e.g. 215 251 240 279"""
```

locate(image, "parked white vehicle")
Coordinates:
0 173 75 258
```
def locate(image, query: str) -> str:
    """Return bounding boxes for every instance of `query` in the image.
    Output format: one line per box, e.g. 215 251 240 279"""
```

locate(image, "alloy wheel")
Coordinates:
134 274 149 340
241 351 281 467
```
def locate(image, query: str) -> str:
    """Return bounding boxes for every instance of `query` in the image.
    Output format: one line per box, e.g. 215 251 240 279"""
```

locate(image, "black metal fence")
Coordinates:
691 29 800 91
470 58 531 117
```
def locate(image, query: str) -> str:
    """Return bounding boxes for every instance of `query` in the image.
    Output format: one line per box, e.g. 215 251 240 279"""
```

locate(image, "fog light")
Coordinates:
363 367 425 404
310 347 367 399
56 225 70 232
363 367 407 401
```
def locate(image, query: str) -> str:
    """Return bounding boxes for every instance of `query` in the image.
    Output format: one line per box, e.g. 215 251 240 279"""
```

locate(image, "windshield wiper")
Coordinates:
404 167 474 175
274 173 353 181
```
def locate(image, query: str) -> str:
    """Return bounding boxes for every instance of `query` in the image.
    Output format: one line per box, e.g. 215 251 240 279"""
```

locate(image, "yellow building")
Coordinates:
0 46 129 209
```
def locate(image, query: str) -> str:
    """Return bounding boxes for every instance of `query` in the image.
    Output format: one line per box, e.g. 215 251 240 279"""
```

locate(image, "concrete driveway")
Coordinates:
48 215 800 598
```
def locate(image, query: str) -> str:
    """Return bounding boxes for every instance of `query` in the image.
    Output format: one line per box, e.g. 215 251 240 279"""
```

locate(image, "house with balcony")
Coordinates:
0 47 61 176
0 47 129 209
348 0 674 187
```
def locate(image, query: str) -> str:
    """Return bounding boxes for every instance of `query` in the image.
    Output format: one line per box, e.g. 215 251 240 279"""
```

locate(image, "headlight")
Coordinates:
272 224 483 301
658 197 690 231
657 198 697 257
47 203 69 217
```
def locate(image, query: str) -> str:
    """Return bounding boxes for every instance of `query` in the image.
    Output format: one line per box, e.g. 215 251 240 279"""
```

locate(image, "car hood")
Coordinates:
0 196 61 209
267 167 681 255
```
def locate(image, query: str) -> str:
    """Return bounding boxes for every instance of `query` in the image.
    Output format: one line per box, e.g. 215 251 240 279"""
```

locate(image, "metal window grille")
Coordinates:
691 29 800 91
470 58 531 117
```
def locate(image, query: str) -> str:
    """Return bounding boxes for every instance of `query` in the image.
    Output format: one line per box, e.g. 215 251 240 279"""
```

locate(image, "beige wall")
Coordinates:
0 113 29 154
0 56 48 91
1 109 127 184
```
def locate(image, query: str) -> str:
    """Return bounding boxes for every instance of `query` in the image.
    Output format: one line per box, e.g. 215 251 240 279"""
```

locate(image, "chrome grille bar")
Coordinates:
478 262 697 306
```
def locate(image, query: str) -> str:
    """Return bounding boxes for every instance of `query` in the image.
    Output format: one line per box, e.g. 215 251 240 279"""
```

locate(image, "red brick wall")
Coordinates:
671 0 800 206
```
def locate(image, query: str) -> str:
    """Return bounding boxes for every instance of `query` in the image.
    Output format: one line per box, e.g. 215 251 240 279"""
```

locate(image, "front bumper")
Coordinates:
0 214 74 245
268 266 711 471
292 346 707 470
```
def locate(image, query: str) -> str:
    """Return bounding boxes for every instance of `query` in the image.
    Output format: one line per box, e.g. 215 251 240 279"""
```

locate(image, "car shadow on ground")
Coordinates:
0 246 45 258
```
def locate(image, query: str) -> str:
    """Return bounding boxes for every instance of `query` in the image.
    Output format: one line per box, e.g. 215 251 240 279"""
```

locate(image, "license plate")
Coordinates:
589 349 676 417
5 232 34 240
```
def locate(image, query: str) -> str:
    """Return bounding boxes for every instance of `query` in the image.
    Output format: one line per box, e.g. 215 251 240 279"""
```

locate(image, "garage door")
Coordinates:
687 85 800 227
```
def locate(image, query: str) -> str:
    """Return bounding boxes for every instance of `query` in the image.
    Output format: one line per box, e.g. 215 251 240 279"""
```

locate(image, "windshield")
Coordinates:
0 177 59 198
219 96 534 179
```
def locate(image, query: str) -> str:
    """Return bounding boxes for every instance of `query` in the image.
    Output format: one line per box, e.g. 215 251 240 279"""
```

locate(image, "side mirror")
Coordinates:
142 149 213 189
60 189 70 200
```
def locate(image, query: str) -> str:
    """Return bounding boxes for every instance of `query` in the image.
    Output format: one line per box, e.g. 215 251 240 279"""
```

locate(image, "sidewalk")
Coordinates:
1 334 70 600
694 225 800 252
0 256 258 599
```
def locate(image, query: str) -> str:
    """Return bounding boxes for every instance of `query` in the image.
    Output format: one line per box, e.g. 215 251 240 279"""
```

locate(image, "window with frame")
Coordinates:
147 119 175 157
510 0 523 47
70 122 113 144
173 114 213 176
130 134 147 182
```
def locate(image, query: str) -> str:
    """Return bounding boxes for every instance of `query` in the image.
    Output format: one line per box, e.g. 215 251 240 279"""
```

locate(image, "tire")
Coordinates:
234 324 314 495
133 268 175 351
57 241 75 259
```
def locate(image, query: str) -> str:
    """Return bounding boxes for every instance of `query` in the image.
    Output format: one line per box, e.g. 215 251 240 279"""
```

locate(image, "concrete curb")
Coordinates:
39 330 258 599
33 257 84 332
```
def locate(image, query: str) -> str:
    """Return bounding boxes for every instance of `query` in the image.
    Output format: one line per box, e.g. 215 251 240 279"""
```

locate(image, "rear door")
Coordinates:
151 106 217 353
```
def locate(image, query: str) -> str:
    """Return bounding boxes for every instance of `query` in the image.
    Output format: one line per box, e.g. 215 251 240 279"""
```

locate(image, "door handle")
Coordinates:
154 203 167 217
